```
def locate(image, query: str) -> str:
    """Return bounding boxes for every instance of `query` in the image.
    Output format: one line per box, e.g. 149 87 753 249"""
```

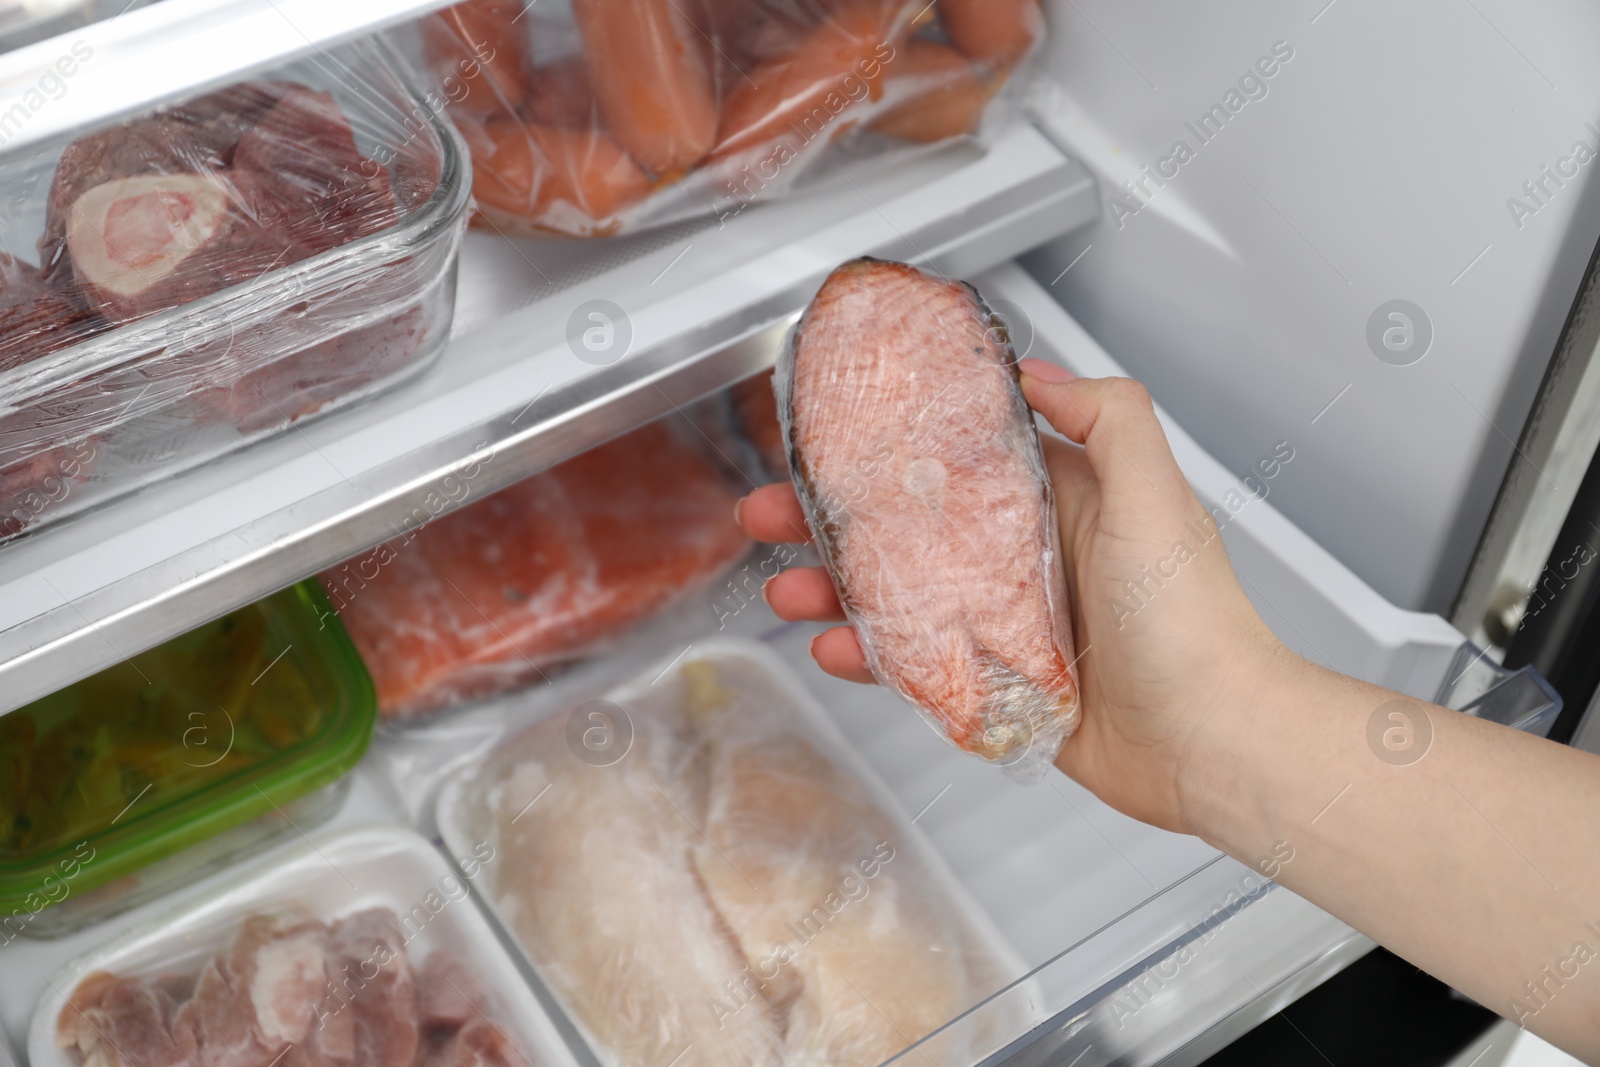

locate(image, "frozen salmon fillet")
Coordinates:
777 258 1079 776
323 420 751 719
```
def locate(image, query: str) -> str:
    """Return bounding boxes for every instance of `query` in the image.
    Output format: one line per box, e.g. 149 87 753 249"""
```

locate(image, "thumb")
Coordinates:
1018 362 1188 497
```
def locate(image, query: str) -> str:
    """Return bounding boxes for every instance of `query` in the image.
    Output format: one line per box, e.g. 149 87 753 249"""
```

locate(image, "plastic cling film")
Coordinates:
776 258 1079 781
31 826 572 1067
0 38 469 543
409 0 1046 238
321 417 753 722
446 640 1027 1067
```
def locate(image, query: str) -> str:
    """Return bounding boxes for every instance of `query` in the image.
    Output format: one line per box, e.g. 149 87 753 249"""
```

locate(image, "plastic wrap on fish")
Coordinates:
730 370 788 480
468 644 1011 1067
323 420 751 720
0 39 468 542
777 258 1079 780
54 908 527 1067
405 0 1043 237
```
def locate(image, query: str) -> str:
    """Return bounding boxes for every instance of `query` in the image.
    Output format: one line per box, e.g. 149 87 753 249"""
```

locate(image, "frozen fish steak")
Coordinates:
778 258 1079 774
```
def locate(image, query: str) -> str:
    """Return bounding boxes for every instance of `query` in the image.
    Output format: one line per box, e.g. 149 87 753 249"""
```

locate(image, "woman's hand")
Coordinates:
736 359 1293 834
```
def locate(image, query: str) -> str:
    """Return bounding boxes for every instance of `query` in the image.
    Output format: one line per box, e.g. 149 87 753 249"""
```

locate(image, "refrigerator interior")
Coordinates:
0 263 1507 1067
0 2 1587 1064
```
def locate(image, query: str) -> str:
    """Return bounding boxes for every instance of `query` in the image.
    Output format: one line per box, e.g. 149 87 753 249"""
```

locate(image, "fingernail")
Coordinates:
808 634 822 659
733 497 746 527
1019 357 1074 384
761 577 774 606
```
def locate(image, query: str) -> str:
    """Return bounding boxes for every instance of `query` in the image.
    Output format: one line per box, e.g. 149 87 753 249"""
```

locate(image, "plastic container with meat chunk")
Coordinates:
0 36 470 544
29 824 580 1067
0 581 375 938
398 0 1044 237
436 636 1039 1067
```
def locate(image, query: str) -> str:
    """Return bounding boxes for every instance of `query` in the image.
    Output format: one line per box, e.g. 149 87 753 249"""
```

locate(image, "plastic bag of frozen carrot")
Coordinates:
409 0 1045 237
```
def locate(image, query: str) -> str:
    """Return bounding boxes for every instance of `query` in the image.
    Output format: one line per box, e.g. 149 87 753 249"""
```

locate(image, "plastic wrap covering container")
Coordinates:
0 36 470 542
404 0 1044 237
320 416 752 722
0 0 135 52
29 824 580 1067
0 581 376 938
437 637 1035 1067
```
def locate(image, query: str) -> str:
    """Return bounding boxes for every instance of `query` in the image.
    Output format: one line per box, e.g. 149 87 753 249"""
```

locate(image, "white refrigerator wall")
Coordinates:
1021 0 1600 613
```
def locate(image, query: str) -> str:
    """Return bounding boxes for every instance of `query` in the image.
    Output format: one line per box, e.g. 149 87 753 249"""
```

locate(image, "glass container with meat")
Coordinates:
0 36 470 544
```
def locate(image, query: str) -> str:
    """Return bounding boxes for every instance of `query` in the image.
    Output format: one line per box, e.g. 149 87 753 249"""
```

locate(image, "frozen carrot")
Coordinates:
713 5 902 163
938 0 1044 67
420 0 534 114
868 39 989 143
460 118 651 236
570 0 719 176
523 56 599 128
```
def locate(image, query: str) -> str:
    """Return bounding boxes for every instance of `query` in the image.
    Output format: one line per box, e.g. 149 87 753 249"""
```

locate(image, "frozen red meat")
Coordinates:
0 252 95 371
323 420 751 719
778 258 1079 776
39 80 396 324
57 909 508 1067
0 254 100 539
231 86 399 258
26 77 416 431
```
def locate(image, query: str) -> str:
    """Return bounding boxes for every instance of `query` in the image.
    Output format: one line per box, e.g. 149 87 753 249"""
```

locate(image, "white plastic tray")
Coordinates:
27 824 579 1067
436 636 1042 1067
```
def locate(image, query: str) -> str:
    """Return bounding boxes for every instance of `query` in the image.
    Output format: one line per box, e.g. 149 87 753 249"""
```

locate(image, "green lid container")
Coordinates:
0 581 374 938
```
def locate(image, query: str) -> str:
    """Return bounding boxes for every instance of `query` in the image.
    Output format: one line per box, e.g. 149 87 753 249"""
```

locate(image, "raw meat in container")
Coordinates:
56 907 521 1067
777 257 1079 778
0 253 100 539
0 42 465 544
487 707 786 1067
687 665 968 1066
322 420 751 720
472 648 998 1067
